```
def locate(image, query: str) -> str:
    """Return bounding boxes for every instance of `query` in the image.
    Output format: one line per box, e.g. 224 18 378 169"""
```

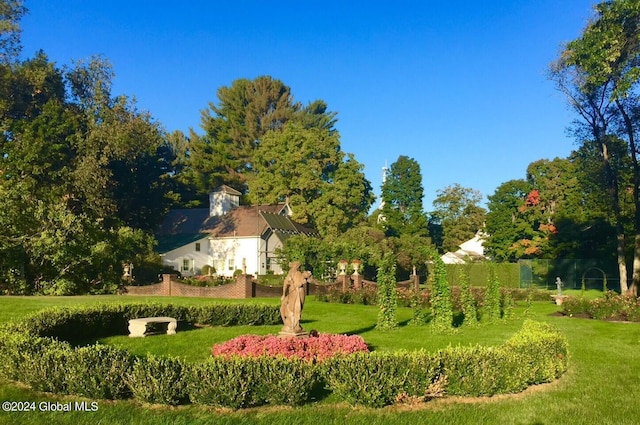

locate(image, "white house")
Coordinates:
441 231 487 264
156 186 318 277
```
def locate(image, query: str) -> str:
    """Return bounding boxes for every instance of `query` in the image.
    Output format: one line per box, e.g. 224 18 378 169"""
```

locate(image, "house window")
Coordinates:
195 242 201 252
228 258 234 271
182 259 193 272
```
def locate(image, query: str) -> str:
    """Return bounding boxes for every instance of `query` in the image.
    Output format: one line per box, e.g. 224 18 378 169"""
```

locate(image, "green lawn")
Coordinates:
1 294 639 424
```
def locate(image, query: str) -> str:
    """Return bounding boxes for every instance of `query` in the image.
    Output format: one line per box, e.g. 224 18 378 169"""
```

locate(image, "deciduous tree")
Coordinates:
249 122 374 236
552 0 640 294
431 183 486 253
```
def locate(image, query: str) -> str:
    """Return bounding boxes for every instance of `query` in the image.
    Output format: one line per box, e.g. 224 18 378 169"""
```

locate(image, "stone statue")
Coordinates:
280 261 312 336
556 277 563 295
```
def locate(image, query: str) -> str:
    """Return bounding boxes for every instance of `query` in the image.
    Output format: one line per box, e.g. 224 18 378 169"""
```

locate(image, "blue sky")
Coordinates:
20 1 596 209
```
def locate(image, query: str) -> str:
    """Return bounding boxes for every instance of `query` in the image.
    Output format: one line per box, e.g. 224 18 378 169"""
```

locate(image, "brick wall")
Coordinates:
124 274 253 298
124 275 364 299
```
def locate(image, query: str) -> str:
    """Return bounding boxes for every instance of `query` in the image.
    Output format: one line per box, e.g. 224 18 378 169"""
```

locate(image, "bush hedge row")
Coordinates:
0 304 568 408
5 302 281 342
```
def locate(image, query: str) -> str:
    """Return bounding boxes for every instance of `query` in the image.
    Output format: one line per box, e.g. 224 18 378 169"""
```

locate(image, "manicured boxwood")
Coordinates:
0 304 568 408
322 320 568 405
188 356 319 408
6 302 282 342
127 354 189 405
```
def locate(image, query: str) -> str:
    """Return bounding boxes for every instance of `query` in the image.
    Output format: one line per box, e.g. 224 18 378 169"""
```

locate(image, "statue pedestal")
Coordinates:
278 330 309 338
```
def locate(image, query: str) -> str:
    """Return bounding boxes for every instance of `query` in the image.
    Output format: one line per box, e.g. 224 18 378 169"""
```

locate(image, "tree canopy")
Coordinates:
551 0 640 294
431 184 486 253
0 44 170 294
379 155 429 238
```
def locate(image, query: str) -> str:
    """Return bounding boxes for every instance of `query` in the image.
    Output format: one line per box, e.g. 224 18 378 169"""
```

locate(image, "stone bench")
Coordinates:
128 316 177 338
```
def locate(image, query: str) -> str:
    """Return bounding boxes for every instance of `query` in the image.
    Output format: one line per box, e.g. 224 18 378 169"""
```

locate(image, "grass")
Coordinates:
0 293 639 424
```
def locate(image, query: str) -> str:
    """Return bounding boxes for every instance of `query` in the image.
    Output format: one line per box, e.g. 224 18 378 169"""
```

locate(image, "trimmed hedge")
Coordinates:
323 320 568 405
188 356 319 408
0 304 568 408
5 302 281 342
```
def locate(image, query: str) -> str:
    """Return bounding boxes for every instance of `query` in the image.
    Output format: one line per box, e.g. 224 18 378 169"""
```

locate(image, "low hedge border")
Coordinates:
0 304 568 408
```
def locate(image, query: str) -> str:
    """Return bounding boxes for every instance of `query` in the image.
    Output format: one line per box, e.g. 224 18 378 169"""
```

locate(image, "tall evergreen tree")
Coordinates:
189 76 298 195
380 155 429 238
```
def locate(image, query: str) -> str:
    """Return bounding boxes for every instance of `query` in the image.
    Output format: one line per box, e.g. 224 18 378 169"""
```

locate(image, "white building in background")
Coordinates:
156 185 318 277
441 231 487 264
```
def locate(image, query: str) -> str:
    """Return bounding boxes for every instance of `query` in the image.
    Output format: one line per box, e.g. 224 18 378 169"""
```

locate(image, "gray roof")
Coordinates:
156 204 317 253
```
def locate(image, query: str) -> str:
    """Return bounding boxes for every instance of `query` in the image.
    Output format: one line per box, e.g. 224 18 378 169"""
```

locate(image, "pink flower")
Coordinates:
212 333 369 362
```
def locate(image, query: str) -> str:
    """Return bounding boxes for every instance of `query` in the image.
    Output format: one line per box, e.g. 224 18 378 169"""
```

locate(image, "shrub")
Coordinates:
560 295 591 317
430 254 453 332
442 320 568 396
12 303 281 343
484 264 502 322
66 344 134 399
0 330 71 393
561 291 640 322
201 264 215 276
504 320 568 383
42 278 79 296
458 267 479 327
128 355 189 405
321 351 443 407
188 356 319 408
0 303 570 409
440 345 513 396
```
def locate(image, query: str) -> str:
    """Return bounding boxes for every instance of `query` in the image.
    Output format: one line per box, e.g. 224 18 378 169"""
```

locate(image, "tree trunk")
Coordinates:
615 99 638 295
617 227 629 293
603 138 628 293
631 234 640 296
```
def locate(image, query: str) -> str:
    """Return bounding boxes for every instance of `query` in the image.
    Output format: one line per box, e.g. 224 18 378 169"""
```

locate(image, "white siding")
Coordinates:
160 237 211 277
209 191 239 217
209 236 260 277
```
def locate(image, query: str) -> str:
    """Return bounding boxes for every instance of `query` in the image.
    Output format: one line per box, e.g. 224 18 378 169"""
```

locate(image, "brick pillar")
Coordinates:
340 274 349 292
237 274 254 298
352 273 362 289
161 274 172 296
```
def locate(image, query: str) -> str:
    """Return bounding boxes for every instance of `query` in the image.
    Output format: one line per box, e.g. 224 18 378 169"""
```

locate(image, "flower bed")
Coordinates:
212 333 369 362
561 291 640 322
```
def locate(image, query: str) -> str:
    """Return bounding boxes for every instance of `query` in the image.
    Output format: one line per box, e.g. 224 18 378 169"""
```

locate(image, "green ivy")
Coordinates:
430 250 453 333
484 263 502 322
376 255 398 330
458 267 479 327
